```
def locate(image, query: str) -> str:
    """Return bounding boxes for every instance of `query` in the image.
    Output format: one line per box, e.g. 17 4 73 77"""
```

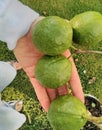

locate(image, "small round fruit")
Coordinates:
70 11 102 46
32 16 73 55
48 95 88 130
34 55 72 88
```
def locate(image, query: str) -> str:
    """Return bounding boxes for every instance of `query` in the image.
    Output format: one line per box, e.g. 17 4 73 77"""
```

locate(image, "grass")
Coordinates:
73 42 102 101
0 0 102 129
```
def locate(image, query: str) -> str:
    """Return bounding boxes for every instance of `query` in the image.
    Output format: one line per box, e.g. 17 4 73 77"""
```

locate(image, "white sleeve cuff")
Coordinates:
0 102 26 130
0 61 17 92
0 0 39 50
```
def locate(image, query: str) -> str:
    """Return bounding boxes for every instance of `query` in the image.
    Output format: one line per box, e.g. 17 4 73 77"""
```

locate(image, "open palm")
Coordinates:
14 24 84 112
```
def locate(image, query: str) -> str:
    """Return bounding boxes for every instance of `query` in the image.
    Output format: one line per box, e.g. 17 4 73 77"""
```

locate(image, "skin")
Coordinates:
7 61 22 70
13 19 84 112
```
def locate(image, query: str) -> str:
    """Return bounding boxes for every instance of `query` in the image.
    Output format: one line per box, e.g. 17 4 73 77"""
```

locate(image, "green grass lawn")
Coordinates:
0 0 102 130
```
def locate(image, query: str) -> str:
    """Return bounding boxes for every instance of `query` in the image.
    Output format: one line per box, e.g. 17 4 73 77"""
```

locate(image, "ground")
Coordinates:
0 0 102 130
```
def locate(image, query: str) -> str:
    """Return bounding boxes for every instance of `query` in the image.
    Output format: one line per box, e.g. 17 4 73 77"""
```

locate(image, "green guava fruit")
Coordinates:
70 11 102 46
34 55 72 88
48 95 88 130
32 16 73 55
48 95 102 130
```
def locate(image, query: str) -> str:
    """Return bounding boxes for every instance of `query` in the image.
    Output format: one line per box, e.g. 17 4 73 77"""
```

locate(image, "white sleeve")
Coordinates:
0 0 39 50
0 61 17 92
0 101 26 130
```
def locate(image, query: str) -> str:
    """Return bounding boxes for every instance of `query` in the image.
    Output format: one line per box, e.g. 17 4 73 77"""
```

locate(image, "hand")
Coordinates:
13 19 84 112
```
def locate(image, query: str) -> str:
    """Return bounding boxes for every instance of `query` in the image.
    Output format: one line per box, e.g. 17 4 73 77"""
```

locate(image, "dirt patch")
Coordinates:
82 96 102 130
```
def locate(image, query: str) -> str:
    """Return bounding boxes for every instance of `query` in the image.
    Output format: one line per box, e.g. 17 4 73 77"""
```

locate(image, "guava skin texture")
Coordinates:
70 11 102 46
34 55 72 88
48 95 88 130
32 16 73 55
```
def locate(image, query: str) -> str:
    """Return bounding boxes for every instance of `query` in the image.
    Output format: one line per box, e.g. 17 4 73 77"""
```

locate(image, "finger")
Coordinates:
63 50 85 102
46 88 57 101
62 49 71 58
67 51 85 103
29 77 51 112
70 73 85 103
57 84 68 96
69 61 85 103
